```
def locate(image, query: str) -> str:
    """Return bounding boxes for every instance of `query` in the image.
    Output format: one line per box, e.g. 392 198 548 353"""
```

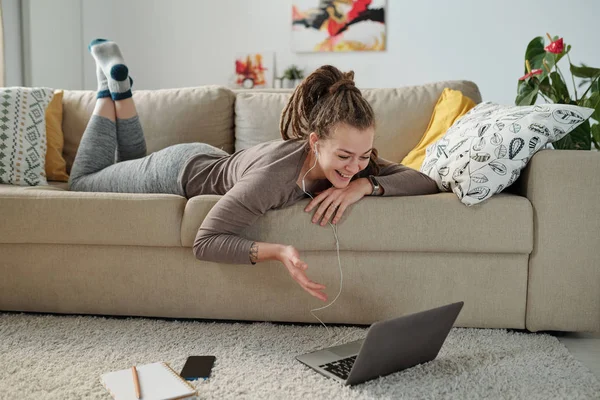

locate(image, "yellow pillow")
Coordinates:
45 90 69 182
401 88 476 170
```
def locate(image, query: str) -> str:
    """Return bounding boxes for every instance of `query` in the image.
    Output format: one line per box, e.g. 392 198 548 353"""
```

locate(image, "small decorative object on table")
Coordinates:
234 52 274 89
282 65 305 88
516 33 600 150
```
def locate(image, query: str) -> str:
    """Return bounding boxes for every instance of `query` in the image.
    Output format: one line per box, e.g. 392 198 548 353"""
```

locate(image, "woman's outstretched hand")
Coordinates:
278 245 327 302
305 178 372 226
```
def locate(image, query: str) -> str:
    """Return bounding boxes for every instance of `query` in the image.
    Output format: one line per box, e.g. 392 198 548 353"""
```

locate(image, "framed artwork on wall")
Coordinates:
292 0 386 53
234 52 274 89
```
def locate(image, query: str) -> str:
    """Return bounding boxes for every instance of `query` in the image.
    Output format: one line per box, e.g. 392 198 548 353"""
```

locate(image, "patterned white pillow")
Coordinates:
421 102 594 206
0 87 54 186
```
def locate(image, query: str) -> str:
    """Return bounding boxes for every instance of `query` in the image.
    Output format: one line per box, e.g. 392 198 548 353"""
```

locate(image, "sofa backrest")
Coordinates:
62 86 236 174
234 80 481 163
61 80 481 173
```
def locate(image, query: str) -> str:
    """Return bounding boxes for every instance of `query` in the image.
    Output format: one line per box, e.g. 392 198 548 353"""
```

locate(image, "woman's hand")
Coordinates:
305 178 372 226
278 245 328 302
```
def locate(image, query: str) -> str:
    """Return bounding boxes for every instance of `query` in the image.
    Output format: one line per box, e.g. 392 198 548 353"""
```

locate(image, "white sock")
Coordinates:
88 39 132 100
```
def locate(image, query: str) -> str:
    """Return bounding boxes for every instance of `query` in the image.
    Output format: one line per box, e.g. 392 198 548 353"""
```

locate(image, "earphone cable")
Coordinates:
301 149 366 348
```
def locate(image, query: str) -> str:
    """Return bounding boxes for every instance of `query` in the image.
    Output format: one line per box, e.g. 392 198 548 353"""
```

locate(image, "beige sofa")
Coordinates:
1 80 598 333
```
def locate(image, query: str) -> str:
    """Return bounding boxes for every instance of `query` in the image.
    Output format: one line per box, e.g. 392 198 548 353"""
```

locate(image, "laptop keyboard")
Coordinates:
320 355 357 380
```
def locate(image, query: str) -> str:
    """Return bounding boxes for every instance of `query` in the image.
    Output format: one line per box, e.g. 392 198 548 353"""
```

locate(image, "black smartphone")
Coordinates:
180 356 216 381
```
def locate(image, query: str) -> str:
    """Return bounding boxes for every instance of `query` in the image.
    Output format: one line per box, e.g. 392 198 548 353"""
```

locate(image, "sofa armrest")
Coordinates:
514 150 600 332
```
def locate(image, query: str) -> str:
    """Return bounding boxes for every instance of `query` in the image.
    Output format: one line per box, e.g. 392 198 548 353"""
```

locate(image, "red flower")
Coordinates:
545 37 564 54
519 69 543 81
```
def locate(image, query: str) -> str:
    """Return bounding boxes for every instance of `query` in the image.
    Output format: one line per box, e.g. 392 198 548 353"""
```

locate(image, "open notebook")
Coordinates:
100 362 198 400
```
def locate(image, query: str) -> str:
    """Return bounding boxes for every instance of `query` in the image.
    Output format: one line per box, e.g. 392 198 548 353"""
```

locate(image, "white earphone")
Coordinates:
302 139 363 350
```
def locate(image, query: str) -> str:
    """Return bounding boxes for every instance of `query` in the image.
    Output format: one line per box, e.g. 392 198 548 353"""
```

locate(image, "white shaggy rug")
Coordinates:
0 313 599 399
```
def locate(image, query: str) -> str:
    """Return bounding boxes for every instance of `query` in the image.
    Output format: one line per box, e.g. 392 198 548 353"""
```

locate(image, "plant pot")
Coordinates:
282 78 295 89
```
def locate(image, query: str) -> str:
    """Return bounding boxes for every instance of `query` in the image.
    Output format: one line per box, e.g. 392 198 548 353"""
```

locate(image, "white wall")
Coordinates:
1 0 24 86
21 0 83 89
23 0 600 105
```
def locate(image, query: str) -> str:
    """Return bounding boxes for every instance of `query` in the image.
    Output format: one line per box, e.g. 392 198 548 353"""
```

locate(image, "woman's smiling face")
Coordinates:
310 123 375 187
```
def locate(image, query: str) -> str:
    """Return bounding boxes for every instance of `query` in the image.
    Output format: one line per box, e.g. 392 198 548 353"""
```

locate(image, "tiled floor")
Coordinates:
551 331 600 379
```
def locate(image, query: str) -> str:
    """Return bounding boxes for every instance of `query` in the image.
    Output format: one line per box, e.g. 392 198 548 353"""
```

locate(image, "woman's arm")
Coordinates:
369 157 440 196
192 176 276 265
250 242 284 264
192 174 328 301
251 242 327 301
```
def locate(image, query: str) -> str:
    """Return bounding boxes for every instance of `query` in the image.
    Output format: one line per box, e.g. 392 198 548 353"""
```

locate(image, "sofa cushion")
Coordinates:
234 80 482 163
45 90 69 182
0 87 55 186
0 183 186 246
62 86 236 174
400 88 476 170
421 102 594 206
181 192 532 254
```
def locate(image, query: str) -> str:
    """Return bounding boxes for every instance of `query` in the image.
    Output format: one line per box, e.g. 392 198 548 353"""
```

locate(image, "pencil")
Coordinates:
132 365 141 399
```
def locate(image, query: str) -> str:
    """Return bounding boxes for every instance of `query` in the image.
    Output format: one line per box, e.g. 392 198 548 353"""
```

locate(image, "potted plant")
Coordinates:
516 33 600 150
283 65 305 88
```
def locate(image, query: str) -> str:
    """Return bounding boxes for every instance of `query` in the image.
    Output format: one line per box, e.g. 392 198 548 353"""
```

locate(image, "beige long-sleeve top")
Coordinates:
179 139 439 265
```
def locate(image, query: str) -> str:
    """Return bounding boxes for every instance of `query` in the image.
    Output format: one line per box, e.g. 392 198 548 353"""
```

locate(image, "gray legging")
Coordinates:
68 115 227 197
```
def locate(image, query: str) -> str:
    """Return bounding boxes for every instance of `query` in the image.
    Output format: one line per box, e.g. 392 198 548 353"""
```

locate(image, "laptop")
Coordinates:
296 301 464 386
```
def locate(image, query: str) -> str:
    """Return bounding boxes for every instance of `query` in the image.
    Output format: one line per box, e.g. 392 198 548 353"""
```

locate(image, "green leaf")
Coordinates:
552 133 573 150
550 71 570 103
591 123 600 150
553 44 568 64
538 76 557 102
516 80 539 106
587 75 600 95
525 37 546 72
570 63 600 79
553 119 591 150
585 92 600 121
283 65 304 80
578 80 588 88
532 43 570 85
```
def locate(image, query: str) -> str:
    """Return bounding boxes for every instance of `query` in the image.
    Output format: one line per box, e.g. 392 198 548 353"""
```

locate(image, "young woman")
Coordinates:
70 39 439 302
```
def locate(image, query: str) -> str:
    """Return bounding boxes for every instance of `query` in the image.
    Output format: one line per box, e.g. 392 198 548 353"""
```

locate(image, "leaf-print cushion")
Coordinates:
420 102 594 206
